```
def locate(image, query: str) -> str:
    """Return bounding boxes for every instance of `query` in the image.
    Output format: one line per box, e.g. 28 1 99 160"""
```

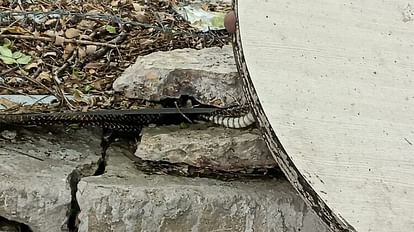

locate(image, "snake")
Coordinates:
0 105 255 131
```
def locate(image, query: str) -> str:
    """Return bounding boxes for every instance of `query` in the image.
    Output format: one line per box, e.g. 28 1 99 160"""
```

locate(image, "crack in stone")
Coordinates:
66 161 104 232
65 129 141 231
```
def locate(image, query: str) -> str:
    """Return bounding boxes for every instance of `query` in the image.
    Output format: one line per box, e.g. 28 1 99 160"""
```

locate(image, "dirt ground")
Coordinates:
0 0 231 113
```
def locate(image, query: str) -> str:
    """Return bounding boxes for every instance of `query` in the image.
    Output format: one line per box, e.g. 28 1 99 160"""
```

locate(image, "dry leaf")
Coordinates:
63 43 75 59
0 97 19 109
37 71 52 83
78 47 86 60
16 69 28 76
85 45 97 55
45 19 57 26
0 26 27 34
77 20 97 30
169 0 177 6
132 12 149 23
72 89 92 105
55 35 65 46
43 30 56 37
24 61 40 70
65 28 81 39
201 3 209 11
132 3 142 11
93 79 105 91
110 0 119 6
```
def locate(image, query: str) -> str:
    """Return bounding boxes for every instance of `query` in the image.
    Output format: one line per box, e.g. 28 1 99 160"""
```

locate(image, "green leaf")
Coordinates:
12 51 23 59
2 38 12 48
16 55 32 64
0 46 13 57
0 56 16 64
84 84 92 93
104 25 117 34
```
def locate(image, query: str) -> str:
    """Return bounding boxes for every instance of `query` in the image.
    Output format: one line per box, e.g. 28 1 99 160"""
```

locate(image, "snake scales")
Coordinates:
0 105 255 131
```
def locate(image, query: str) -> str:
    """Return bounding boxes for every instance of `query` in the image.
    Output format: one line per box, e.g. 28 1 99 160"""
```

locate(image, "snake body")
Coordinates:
0 106 255 131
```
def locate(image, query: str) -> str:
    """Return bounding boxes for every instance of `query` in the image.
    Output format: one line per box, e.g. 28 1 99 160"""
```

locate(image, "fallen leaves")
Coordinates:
64 28 81 39
0 0 232 113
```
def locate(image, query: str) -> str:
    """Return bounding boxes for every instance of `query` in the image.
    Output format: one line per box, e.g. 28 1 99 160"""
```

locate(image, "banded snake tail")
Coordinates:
199 105 255 129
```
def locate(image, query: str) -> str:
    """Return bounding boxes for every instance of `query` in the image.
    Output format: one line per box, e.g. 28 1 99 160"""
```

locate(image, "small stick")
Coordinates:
18 67 58 99
0 34 125 48
174 101 192 123
0 67 18 76
51 52 77 110
0 84 27 95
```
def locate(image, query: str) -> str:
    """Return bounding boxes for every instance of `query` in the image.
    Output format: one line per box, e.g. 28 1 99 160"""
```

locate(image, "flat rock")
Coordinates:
112 45 245 107
77 147 330 232
136 125 276 172
0 128 102 232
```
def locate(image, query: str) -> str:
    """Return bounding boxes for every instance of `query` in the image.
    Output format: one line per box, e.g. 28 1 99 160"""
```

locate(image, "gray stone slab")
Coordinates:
136 125 276 172
77 146 330 232
113 45 245 107
0 128 102 232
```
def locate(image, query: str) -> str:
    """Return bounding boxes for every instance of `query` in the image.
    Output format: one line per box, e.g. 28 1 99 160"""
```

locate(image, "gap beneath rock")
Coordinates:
0 216 33 232
131 155 285 181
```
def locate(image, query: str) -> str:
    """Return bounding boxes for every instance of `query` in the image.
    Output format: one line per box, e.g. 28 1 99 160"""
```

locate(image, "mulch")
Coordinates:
0 0 231 113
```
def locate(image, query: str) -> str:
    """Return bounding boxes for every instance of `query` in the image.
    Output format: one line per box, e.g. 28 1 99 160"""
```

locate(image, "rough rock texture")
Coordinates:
77 147 331 232
0 126 331 232
136 125 276 172
0 127 102 232
112 45 245 107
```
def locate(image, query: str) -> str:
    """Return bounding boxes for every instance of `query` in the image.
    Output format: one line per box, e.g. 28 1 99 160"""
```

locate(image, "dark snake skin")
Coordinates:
0 106 255 131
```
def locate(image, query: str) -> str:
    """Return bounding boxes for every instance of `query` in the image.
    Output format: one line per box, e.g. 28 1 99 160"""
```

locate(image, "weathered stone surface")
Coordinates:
77 148 330 232
0 128 102 232
113 45 245 107
0 126 331 232
136 125 276 172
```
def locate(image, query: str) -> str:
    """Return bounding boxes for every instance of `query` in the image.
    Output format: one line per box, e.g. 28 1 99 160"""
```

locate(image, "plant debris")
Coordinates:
0 0 231 113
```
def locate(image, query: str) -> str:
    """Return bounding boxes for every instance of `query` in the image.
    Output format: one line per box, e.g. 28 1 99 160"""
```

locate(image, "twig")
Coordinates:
29 95 54 109
80 32 127 67
0 34 125 48
54 49 77 83
0 17 21 35
174 101 192 123
17 67 59 99
0 84 24 95
0 66 18 76
52 51 77 110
